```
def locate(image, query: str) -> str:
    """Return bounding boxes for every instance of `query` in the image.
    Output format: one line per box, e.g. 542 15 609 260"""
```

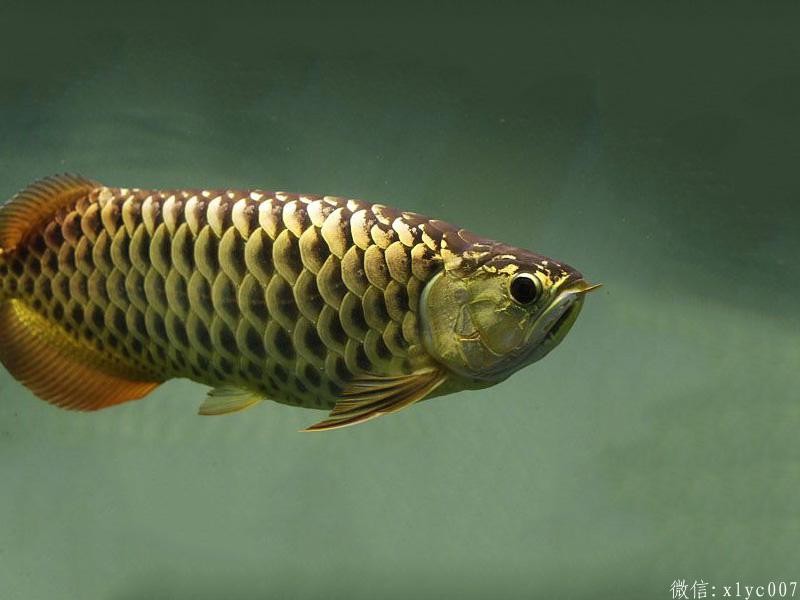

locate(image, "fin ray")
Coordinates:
0 300 160 410
0 174 97 253
304 368 446 432
199 387 263 416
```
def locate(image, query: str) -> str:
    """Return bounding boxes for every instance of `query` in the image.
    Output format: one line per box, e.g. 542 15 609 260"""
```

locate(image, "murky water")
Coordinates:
1 5 798 599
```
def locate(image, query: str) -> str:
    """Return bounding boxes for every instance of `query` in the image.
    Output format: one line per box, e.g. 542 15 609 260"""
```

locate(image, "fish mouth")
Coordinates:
544 280 600 340
545 300 580 342
526 279 600 363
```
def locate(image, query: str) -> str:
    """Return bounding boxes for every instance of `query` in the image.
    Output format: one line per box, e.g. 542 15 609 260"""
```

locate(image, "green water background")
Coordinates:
1 3 798 599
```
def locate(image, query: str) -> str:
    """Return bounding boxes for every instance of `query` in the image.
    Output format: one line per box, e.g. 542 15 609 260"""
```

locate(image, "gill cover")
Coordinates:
419 247 589 385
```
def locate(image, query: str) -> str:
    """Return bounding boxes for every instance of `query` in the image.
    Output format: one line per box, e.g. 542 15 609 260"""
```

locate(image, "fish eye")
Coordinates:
509 273 541 305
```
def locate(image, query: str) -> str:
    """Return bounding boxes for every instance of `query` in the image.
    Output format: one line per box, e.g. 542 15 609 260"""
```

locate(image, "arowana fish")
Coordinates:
0 175 599 430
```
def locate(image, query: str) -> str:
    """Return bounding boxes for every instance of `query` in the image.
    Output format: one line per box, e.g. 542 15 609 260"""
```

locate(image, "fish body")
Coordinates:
0 175 596 430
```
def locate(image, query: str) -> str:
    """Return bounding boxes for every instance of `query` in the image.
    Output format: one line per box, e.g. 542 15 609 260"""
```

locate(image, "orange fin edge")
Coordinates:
0 174 98 253
0 300 160 411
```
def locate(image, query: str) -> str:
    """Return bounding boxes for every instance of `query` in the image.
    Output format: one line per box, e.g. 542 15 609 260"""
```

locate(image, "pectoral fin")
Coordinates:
199 386 263 416
303 368 446 432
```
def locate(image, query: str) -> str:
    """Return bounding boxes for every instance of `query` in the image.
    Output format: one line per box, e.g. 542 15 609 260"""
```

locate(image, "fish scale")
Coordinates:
0 177 451 412
0 175 594 430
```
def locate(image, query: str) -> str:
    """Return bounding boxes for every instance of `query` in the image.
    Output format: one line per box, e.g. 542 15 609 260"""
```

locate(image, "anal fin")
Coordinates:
0 300 160 410
303 368 446 432
199 386 263 416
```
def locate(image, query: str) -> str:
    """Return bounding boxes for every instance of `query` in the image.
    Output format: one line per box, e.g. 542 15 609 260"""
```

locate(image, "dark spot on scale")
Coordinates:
38 278 51 297
171 319 189 348
343 296 369 335
195 354 210 371
44 223 64 249
219 326 237 356
53 275 70 299
177 233 194 271
273 327 295 361
245 327 265 358
10 260 24 277
30 235 46 255
294 377 308 395
267 374 280 390
273 364 288 382
199 232 219 274
247 361 261 379
52 303 64 321
70 304 84 325
89 306 104 329
44 252 58 273
374 336 392 361
302 327 326 362
28 259 41 276
192 320 211 348
304 364 322 387
130 310 147 338
332 355 350 382
111 309 127 335
326 310 348 346
151 313 168 342
356 345 371 372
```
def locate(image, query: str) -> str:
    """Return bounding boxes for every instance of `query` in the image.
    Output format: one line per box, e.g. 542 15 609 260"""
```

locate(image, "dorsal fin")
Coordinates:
0 174 98 253
0 300 160 410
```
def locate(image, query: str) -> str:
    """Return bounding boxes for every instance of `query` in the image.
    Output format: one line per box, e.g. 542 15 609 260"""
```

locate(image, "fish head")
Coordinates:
419 237 598 386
